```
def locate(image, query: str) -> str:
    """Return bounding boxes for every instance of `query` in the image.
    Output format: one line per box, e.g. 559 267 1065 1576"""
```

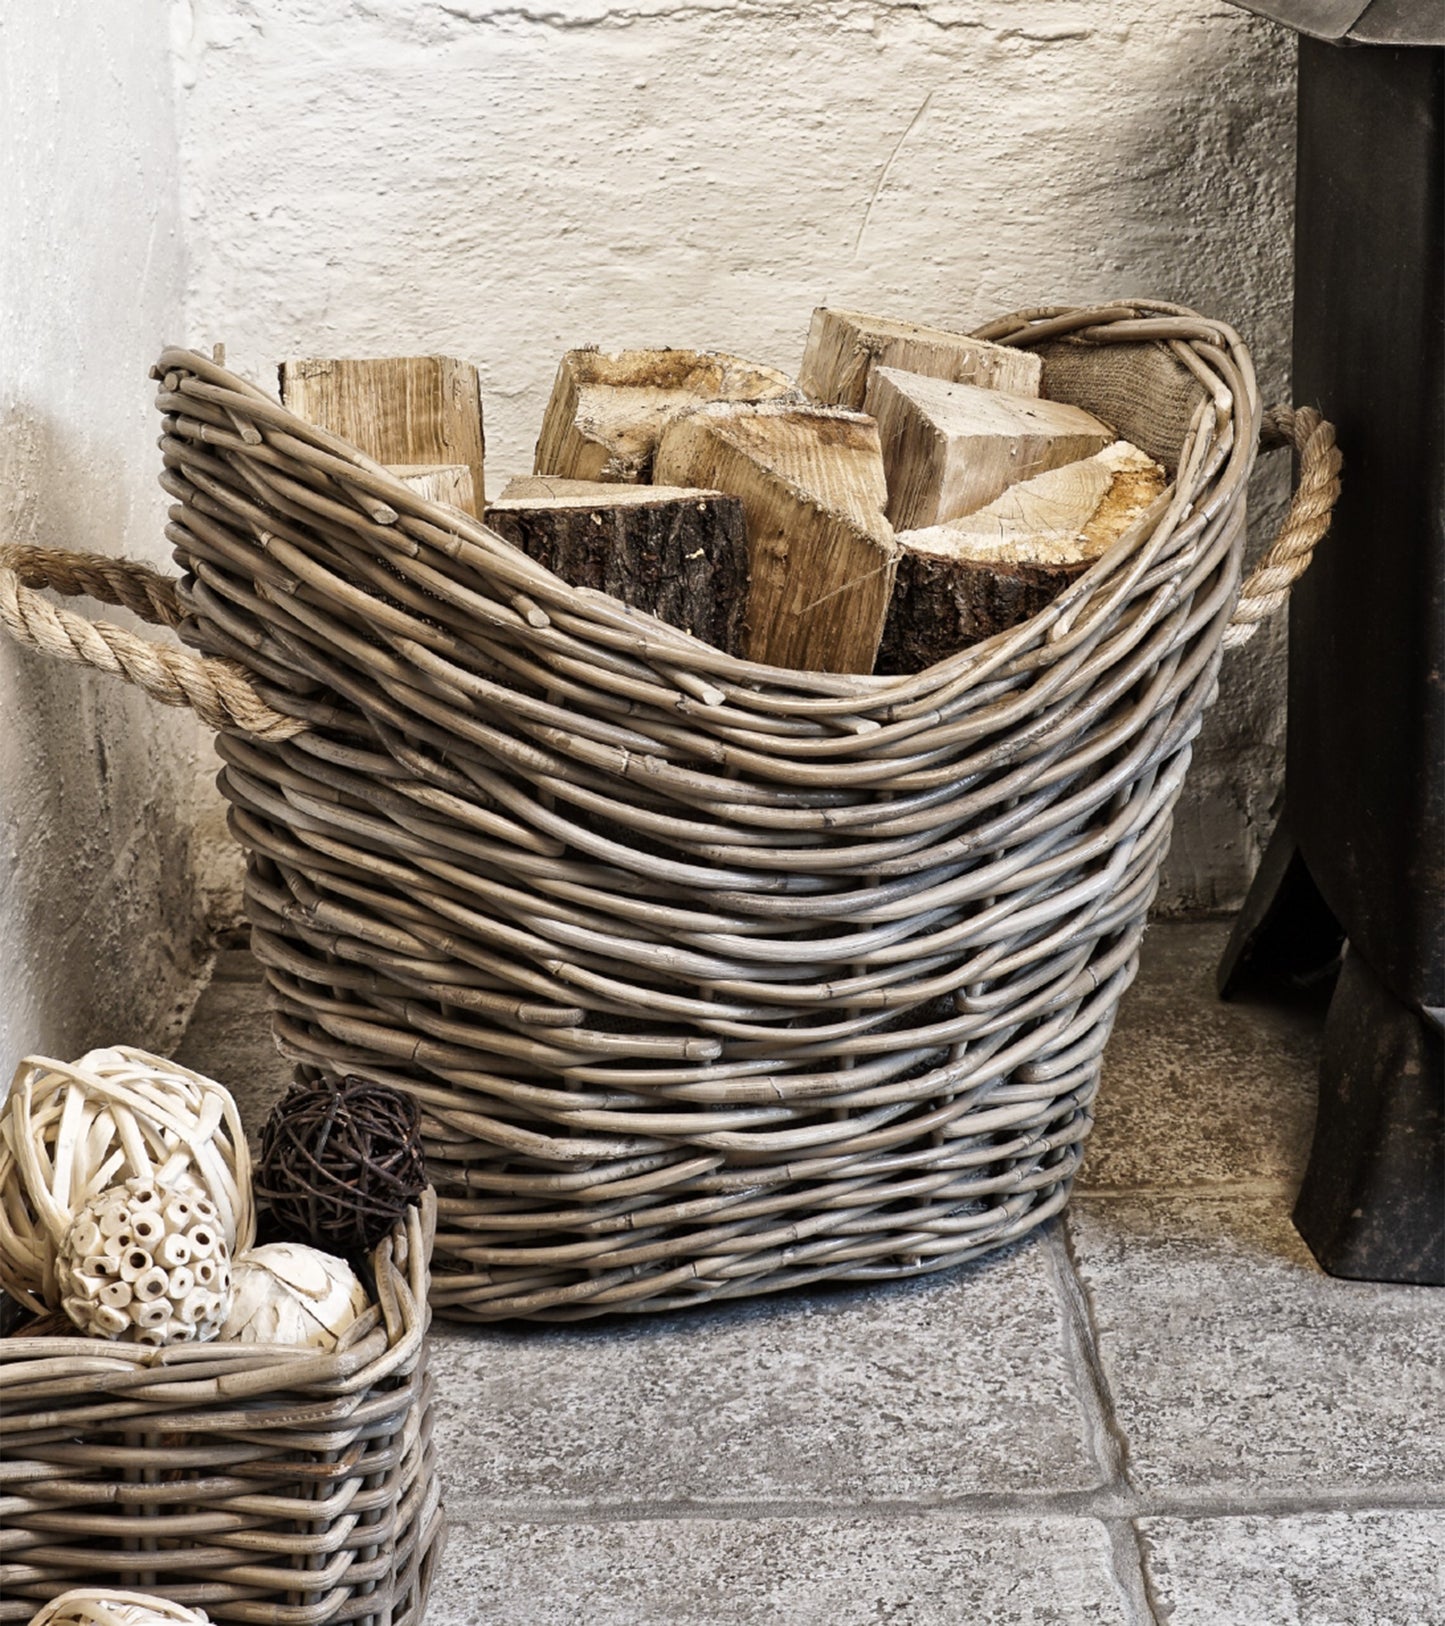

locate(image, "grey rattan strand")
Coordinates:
3 301 1339 1322
0 1196 442 1624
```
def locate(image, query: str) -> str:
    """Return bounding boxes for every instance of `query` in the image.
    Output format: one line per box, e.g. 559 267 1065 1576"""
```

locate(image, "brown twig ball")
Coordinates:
255 1078 427 1254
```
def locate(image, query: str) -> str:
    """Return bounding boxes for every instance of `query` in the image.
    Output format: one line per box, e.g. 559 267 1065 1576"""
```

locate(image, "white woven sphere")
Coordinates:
27 1590 210 1626
56 1175 234 1345
220 1243 370 1350
0 1045 253 1314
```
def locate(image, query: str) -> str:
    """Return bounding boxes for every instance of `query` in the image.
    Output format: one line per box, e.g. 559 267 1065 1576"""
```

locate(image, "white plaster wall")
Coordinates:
0 1 219 1073
176 0 1297 911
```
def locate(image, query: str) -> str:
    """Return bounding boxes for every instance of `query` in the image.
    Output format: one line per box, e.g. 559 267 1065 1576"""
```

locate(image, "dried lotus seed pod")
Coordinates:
157 1233 191 1268
56 1176 233 1344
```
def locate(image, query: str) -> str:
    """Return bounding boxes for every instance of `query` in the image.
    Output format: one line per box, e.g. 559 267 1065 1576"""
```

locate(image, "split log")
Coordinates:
655 401 896 674
279 356 486 513
533 348 797 485
876 440 1167 673
388 463 477 512
864 367 1115 530
483 484 750 655
800 308 1042 411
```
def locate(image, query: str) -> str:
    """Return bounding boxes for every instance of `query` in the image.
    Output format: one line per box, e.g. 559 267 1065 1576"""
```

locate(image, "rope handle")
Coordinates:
0 542 304 740
1223 404 1342 650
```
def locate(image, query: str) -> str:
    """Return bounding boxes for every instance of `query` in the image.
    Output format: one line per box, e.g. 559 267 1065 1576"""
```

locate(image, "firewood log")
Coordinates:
534 348 797 485
864 367 1115 530
484 483 750 655
279 356 486 513
388 463 476 512
655 401 896 674
876 440 1167 673
799 308 1042 411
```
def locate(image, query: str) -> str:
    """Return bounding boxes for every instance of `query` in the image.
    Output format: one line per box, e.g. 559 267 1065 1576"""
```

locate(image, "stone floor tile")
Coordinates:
1083 921 1324 1192
429 1238 1100 1506
171 970 292 1130
1139 1509 1445 1626
1069 1193 1445 1495
426 1514 1135 1625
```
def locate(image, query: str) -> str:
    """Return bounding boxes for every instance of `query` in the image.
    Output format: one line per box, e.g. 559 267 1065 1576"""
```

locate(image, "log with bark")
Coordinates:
655 401 897 674
533 348 798 485
876 440 1168 673
864 367 1116 531
800 308 1042 411
484 481 750 655
278 356 486 513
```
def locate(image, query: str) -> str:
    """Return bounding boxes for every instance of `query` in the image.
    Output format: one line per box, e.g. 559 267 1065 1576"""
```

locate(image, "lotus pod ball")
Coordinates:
256 1077 426 1253
56 1176 233 1345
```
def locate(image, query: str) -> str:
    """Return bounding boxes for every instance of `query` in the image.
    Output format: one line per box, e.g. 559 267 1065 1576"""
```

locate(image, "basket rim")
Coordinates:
0 1188 434 1400
153 296 1260 710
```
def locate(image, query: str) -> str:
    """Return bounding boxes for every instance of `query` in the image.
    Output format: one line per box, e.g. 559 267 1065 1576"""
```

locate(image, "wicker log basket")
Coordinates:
0 1193 441 1625
0 302 1340 1322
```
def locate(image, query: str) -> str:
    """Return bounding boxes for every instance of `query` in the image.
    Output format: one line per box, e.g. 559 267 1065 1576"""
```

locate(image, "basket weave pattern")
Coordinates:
136 304 1281 1320
0 1196 441 1625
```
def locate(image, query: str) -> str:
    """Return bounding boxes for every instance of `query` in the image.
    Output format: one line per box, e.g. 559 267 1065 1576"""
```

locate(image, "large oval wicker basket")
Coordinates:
0 302 1339 1322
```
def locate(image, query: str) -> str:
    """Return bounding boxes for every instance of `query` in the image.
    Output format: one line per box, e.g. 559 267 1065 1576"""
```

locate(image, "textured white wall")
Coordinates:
176 0 1297 911
0 2 216 1072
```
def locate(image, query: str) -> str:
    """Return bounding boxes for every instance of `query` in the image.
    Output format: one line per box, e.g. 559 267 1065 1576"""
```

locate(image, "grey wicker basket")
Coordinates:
0 1194 442 1624
0 301 1339 1321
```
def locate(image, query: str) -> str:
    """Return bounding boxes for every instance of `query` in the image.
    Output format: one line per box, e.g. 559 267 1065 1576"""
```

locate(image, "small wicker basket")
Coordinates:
0 1194 442 1626
0 301 1340 1323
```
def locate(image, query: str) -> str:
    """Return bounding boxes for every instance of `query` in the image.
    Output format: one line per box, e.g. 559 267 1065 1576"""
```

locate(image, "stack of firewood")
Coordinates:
279 310 1167 676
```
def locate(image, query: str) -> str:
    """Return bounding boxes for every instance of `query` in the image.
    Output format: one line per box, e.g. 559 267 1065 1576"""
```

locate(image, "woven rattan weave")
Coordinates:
0 1194 441 1625
0 302 1340 1322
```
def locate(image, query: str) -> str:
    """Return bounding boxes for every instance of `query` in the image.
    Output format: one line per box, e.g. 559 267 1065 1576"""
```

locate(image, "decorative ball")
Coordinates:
55 1175 233 1345
0 1045 253 1315
256 1077 426 1253
27 1590 210 1626
219 1243 370 1350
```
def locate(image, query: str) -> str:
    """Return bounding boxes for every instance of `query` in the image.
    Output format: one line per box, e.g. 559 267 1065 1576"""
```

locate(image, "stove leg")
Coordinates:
1294 948 1445 1286
1216 814 1344 1000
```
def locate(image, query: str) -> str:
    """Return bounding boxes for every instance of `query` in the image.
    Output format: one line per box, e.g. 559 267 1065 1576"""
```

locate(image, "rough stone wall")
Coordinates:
0 2 216 1072
176 0 1297 912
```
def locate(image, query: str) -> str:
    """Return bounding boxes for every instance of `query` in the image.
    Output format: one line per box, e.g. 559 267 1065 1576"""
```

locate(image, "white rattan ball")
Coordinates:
0 1045 253 1314
220 1242 370 1351
55 1174 234 1345
27 1590 211 1626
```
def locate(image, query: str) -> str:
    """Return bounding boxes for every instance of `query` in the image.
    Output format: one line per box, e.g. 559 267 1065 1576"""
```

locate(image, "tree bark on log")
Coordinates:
483 485 750 655
876 440 1167 673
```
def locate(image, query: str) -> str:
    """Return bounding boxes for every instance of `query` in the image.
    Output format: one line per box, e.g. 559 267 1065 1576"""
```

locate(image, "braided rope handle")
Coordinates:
0 543 303 740
1223 404 1342 650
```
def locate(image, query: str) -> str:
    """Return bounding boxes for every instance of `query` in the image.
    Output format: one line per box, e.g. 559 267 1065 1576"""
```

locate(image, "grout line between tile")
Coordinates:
1073 1180 1297 1202
1102 1518 1165 1626
1044 1216 1135 1492
435 1490 1445 1525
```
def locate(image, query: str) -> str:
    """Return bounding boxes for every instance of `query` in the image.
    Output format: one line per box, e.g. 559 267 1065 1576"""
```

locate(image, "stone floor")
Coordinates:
176 921 1445 1625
